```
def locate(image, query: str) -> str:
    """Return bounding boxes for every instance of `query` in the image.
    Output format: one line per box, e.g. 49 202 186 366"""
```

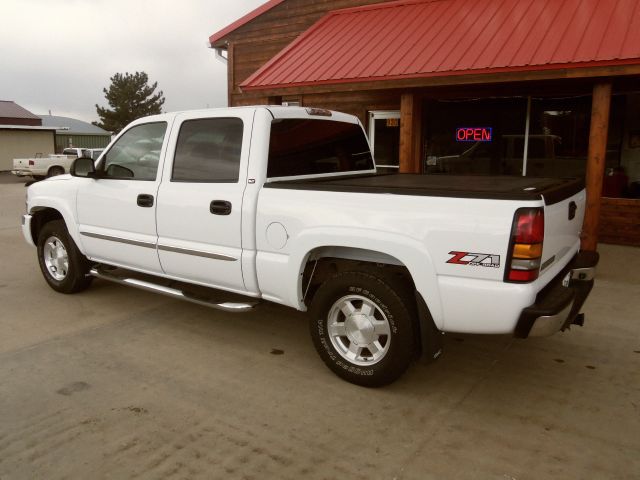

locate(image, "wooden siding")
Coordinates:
230 88 400 126
223 0 391 106
302 90 400 124
598 198 640 246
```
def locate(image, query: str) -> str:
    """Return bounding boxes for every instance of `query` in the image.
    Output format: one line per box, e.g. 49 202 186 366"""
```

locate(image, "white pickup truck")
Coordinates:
21 106 598 386
12 148 104 178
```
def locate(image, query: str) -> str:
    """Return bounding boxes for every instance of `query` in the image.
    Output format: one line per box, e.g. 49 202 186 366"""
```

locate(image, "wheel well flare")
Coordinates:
30 208 63 243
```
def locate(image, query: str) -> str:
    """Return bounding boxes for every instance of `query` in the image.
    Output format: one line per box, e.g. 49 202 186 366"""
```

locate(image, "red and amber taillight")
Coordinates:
505 208 544 283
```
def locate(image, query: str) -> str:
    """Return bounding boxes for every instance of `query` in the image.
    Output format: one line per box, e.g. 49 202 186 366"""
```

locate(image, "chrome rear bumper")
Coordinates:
515 251 599 338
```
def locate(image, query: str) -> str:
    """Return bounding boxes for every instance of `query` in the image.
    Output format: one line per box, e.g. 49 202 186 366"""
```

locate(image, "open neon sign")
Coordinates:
456 127 492 142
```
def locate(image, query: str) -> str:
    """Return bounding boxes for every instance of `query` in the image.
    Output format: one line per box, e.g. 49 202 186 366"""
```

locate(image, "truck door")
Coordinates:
76 121 169 273
155 111 252 294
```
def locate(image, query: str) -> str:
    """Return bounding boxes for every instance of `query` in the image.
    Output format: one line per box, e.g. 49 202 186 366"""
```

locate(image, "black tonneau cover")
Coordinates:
265 174 584 205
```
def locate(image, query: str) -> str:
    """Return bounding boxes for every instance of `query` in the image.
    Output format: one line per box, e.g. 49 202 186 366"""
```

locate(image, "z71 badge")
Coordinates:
447 251 500 268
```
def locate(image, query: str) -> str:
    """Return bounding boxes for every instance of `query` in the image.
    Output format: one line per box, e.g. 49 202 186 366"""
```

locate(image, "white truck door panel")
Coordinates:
155 111 253 293
77 121 169 273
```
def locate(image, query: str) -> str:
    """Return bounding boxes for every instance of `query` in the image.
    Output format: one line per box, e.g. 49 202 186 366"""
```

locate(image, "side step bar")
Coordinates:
89 267 258 313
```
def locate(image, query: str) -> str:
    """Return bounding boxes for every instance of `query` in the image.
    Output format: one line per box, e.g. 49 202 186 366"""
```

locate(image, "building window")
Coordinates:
603 93 639 199
424 98 527 175
368 111 400 173
524 96 592 178
281 96 302 107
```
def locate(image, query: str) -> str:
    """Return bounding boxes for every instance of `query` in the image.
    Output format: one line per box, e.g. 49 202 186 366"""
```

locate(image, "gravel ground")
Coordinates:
0 180 638 479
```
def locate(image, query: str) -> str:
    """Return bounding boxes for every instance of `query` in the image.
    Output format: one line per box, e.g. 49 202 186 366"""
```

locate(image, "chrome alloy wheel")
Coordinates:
327 294 391 366
43 235 69 281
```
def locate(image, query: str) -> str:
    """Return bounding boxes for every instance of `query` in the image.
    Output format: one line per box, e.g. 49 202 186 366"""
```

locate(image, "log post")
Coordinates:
399 92 422 173
581 82 612 251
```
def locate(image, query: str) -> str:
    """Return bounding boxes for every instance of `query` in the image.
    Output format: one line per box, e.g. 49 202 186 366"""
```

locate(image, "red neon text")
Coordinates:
456 127 492 142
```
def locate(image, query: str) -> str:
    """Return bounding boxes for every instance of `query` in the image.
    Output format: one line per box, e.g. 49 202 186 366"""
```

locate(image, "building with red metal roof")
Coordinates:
240 0 640 90
210 0 640 246
0 100 42 127
0 101 56 171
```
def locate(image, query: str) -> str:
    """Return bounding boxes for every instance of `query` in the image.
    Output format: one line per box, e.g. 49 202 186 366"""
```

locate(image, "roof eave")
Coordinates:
240 62 640 96
209 0 286 47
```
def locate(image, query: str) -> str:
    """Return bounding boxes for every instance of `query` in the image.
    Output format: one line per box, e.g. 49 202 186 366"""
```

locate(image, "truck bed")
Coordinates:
265 174 584 205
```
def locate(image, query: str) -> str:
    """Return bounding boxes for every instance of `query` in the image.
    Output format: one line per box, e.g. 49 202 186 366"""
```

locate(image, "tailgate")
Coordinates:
13 158 30 169
541 188 586 274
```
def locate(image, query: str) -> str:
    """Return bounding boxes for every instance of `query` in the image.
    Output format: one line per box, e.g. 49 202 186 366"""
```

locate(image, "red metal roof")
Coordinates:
209 0 286 46
0 100 40 121
241 0 640 90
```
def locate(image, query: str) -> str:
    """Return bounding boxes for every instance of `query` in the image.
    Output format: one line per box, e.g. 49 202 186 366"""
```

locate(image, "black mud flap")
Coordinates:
415 291 444 363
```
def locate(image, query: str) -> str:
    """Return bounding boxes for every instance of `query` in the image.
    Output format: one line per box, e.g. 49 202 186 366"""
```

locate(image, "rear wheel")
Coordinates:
37 220 93 293
47 166 65 177
309 271 416 387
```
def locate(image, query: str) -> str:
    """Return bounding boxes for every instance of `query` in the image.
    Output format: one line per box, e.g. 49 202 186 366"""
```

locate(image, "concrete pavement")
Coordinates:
0 179 638 479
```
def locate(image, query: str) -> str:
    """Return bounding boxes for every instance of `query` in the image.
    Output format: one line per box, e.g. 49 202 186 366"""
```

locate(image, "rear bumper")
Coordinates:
11 169 32 177
514 251 599 338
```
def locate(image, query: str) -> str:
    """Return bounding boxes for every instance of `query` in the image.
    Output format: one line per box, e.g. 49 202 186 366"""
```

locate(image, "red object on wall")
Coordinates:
239 0 640 90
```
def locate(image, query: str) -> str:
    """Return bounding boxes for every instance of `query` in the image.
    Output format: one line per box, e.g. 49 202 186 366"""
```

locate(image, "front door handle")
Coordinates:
137 194 154 208
210 200 232 215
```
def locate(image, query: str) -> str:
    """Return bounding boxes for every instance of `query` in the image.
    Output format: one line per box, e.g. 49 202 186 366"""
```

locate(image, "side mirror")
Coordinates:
70 157 96 178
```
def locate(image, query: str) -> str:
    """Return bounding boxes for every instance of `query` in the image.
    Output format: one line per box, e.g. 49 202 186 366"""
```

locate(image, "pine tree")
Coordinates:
94 72 165 134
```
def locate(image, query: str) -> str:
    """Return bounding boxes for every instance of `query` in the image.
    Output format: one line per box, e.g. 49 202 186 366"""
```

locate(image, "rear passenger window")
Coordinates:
172 118 243 183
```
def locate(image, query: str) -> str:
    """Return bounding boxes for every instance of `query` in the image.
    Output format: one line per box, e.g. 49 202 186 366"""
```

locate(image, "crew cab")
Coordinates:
12 148 104 178
21 106 598 386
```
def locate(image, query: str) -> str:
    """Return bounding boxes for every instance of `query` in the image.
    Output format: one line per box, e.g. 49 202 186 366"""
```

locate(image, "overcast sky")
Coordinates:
0 0 265 123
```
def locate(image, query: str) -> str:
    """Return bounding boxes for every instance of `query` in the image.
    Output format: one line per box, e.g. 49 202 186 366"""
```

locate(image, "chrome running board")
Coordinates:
89 267 258 313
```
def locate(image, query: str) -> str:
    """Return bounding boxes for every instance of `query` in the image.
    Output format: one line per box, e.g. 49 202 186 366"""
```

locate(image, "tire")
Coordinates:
309 271 416 387
47 166 65 177
37 220 93 294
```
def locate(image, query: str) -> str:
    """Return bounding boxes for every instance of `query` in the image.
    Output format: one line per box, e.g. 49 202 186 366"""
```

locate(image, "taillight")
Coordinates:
29 160 34 166
505 208 544 283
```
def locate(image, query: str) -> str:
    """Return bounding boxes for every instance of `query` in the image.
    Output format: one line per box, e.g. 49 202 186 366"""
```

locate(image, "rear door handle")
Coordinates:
137 194 154 208
210 200 232 215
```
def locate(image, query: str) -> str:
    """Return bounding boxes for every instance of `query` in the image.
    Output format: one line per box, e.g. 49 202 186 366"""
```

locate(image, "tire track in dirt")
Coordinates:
0 408 74 457
0 415 90 466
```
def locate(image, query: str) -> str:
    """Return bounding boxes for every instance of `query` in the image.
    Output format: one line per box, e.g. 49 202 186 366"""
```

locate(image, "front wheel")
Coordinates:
309 271 416 387
37 220 93 293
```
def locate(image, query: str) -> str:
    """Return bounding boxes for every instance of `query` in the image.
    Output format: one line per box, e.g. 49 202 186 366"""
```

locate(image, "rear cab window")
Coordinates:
267 119 374 179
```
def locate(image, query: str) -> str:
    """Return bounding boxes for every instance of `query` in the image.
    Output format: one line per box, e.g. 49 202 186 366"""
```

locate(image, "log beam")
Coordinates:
399 92 422 173
581 82 612 251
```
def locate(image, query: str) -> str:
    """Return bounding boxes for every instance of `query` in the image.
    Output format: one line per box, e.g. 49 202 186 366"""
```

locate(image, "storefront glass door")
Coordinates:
368 111 400 173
